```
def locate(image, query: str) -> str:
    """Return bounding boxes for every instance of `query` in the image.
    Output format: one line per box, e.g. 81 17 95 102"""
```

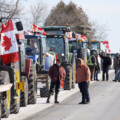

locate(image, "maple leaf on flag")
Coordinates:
1 36 12 51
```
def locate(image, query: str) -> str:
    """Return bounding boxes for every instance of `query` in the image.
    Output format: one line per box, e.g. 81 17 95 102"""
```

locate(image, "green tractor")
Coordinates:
42 26 76 90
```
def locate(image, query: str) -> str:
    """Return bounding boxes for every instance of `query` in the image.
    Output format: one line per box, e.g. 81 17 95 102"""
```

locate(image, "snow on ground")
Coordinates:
3 70 114 120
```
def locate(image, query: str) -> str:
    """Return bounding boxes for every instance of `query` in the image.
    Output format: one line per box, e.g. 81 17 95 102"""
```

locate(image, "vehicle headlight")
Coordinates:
61 53 64 57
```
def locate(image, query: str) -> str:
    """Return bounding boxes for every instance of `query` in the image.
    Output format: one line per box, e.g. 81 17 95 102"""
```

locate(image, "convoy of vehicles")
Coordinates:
0 18 110 119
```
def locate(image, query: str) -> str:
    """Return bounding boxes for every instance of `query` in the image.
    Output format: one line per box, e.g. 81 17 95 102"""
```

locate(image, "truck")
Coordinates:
42 26 76 90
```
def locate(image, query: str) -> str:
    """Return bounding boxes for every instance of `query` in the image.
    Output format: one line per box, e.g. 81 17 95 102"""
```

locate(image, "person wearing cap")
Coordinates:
46 59 66 104
76 58 91 104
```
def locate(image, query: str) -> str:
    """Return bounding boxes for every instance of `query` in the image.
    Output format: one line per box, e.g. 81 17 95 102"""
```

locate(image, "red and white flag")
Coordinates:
31 24 47 36
81 35 87 41
0 20 19 65
102 41 108 45
67 32 72 40
38 27 47 36
31 24 37 32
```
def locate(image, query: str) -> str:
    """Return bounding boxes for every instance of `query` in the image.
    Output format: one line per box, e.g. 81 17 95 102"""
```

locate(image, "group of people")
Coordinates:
87 51 112 81
46 58 91 104
46 51 115 105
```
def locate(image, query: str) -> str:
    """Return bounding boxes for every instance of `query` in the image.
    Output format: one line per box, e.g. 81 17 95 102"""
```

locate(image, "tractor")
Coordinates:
42 26 76 90
0 20 37 118
24 34 56 97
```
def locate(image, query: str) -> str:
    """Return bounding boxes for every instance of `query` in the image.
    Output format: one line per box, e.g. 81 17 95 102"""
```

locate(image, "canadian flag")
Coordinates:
106 44 109 49
102 41 108 45
31 24 47 36
81 35 87 41
0 20 19 65
31 24 37 32
67 32 72 40
38 27 47 36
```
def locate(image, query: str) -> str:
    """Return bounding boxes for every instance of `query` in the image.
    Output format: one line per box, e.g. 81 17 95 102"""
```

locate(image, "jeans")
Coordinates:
103 67 109 81
78 81 90 103
94 70 98 80
115 68 120 80
49 80 60 95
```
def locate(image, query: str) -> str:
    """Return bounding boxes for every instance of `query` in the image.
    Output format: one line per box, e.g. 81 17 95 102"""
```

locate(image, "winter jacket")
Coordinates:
76 58 91 83
114 57 120 69
100 55 112 69
48 64 66 82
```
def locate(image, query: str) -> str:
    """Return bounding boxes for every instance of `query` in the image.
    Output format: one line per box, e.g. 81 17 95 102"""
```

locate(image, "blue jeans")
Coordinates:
94 70 98 80
115 68 120 80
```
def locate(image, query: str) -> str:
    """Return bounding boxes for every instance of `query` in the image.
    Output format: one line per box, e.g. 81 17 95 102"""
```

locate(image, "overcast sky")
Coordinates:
25 0 120 53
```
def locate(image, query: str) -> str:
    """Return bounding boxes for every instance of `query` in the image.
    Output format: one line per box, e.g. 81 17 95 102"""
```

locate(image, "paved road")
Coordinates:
24 71 120 120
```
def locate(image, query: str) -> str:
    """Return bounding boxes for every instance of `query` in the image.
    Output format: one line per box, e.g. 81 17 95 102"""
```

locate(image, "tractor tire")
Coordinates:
28 63 37 104
71 55 76 89
20 76 28 107
77 48 86 62
40 76 50 97
64 65 72 90
10 67 20 114
0 71 11 118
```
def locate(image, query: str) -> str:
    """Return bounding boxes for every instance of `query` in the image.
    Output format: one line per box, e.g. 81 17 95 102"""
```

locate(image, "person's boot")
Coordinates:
46 93 51 103
55 94 59 104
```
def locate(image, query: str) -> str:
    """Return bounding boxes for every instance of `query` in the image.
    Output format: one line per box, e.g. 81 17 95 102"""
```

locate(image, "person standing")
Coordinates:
100 53 112 81
46 59 66 104
76 58 91 104
94 55 100 81
87 51 96 81
113 54 120 82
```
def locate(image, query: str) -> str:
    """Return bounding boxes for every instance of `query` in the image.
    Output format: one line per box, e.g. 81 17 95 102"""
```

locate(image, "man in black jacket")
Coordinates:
100 53 112 81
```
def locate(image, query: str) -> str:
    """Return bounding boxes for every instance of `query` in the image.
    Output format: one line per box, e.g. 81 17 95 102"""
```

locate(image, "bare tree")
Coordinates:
28 0 48 26
0 0 22 24
90 21 109 41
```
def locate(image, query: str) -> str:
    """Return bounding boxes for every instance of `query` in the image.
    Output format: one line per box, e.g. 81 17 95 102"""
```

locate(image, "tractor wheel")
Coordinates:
28 63 37 104
10 68 20 114
77 48 86 63
72 55 76 89
0 71 11 118
40 76 50 97
20 76 28 107
64 65 72 90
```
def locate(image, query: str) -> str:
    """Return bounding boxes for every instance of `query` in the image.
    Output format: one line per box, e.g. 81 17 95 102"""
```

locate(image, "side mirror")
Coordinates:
16 21 23 31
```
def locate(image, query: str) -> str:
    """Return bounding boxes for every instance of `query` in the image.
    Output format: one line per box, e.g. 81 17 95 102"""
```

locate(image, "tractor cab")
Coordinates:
24 34 46 71
46 34 69 63
82 40 101 53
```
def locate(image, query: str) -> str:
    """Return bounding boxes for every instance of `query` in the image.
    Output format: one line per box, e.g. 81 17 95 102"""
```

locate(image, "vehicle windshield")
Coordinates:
82 42 88 49
24 38 40 56
46 37 65 59
90 42 100 51
69 40 77 48
45 30 64 35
